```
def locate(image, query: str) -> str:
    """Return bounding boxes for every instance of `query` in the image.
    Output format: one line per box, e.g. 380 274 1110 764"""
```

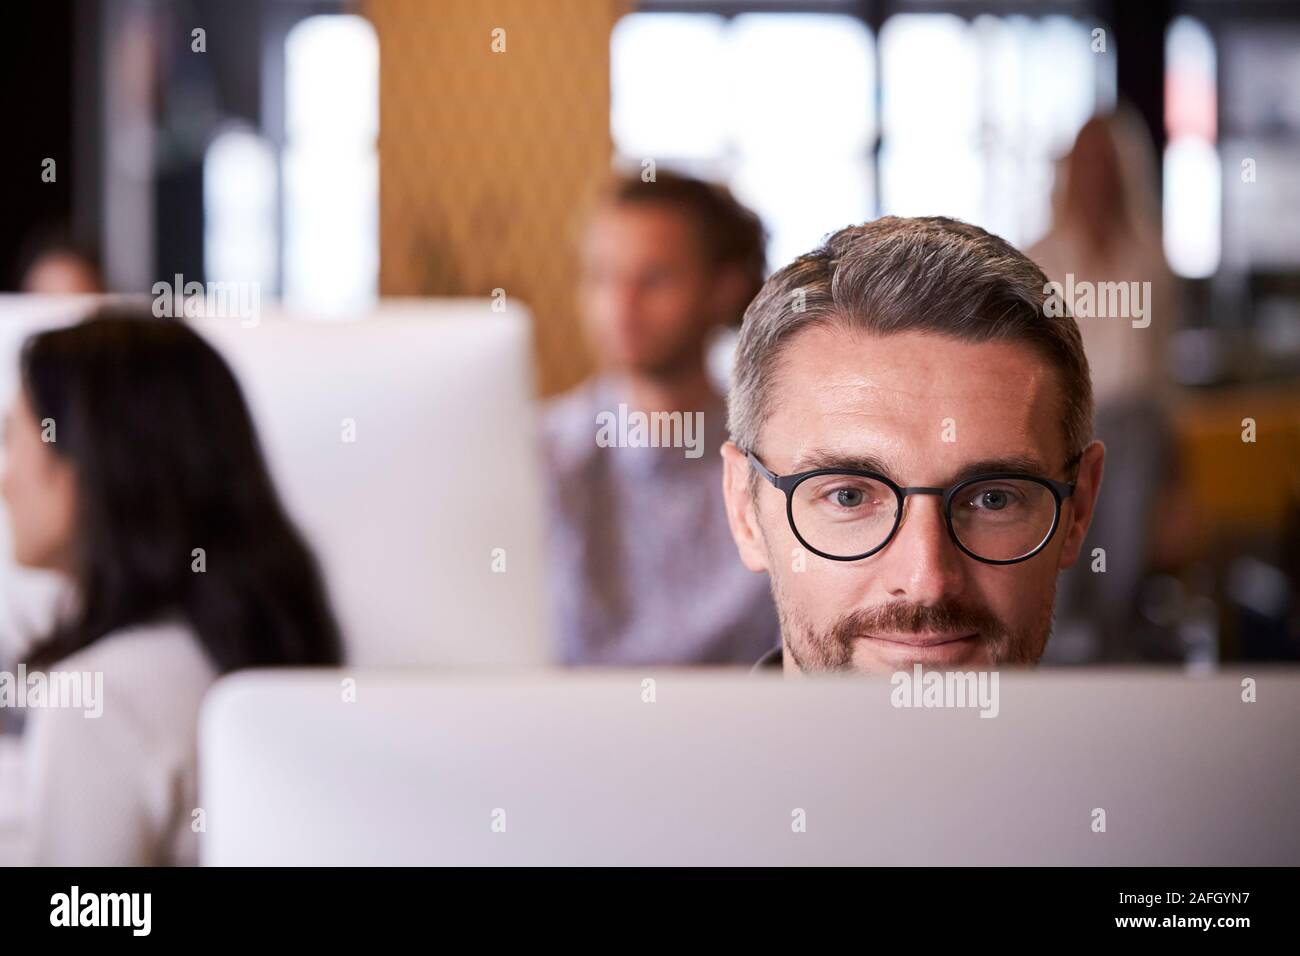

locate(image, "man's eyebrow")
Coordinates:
785 450 1055 483
788 449 894 475
948 456 1053 483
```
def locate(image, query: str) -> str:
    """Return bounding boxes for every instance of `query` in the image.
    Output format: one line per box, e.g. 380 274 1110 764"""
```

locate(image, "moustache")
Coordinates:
829 601 1007 644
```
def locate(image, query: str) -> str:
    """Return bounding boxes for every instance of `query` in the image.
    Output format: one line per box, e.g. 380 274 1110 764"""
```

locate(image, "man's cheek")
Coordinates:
974 565 1047 628
786 560 855 618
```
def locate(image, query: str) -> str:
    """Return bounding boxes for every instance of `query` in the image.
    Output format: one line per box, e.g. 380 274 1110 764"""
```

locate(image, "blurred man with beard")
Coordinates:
722 217 1105 674
543 170 779 664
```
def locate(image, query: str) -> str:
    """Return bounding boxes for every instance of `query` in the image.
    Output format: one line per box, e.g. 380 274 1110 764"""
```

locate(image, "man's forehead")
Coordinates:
763 326 1068 472
586 202 695 244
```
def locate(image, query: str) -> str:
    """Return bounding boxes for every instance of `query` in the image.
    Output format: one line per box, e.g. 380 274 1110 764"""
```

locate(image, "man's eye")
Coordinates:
822 485 886 510
834 488 865 508
968 487 1021 511
799 477 894 518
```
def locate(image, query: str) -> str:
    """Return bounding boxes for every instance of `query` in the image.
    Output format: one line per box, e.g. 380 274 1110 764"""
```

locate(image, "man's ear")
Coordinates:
1057 439 1105 570
721 440 771 574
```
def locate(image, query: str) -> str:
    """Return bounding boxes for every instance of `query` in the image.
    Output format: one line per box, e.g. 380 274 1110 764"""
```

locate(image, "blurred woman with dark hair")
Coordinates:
1030 106 1193 664
0 307 342 865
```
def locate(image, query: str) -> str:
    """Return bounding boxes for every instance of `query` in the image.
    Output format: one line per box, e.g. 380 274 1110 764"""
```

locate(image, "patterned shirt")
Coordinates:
541 376 780 665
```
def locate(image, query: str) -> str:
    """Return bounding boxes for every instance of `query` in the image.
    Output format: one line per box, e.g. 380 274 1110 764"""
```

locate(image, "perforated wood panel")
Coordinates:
367 0 629 396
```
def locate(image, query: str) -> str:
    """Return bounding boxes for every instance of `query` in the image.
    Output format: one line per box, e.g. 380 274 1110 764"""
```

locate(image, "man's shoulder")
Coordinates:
541 377 610 472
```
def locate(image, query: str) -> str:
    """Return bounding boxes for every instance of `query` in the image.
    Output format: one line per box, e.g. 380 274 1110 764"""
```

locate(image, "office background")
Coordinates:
3 0 1299 665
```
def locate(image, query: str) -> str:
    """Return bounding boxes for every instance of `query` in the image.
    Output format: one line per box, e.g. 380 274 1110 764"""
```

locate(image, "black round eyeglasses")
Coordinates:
744 450 1079 565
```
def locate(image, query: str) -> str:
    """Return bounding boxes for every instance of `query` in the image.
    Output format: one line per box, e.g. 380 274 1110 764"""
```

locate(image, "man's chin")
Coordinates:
850 634 992 672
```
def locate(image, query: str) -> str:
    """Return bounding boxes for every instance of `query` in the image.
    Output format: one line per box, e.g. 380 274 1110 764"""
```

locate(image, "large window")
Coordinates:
880 13 1111 248
203 13 379 315
283 14 379 316
612 11 874 270
1164 15 1219 279
611 8 1113 263
204 125 278 295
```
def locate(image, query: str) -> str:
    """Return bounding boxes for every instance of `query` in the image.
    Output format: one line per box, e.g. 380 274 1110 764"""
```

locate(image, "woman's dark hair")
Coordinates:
21 306 343 672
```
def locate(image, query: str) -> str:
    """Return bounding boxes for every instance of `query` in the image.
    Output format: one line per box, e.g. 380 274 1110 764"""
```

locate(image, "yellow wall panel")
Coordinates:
366 0 630 395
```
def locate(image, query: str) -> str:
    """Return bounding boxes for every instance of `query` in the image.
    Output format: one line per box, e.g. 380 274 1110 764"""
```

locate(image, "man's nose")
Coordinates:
877 493 965 604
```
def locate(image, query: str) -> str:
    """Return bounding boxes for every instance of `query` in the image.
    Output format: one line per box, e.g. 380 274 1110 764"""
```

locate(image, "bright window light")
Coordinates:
204 125 277 292
283 14 379 317
611 12 874 271
1164 16 1220 278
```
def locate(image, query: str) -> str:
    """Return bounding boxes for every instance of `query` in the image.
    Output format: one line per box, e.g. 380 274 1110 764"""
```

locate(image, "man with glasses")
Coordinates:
722 216 1105 673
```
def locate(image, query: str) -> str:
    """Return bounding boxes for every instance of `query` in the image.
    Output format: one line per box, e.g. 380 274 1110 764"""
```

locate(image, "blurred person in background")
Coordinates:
16 227 104 295
1030 107 1194 663
0 308 342 865
543 170 780 664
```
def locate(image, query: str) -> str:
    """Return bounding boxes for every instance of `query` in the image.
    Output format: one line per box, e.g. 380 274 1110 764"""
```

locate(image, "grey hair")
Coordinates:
727 216 1093 464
